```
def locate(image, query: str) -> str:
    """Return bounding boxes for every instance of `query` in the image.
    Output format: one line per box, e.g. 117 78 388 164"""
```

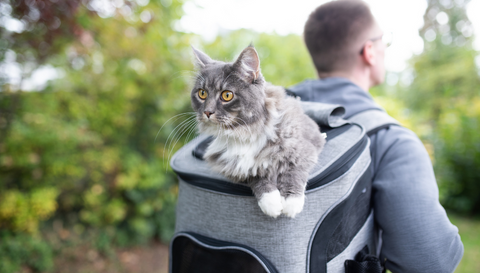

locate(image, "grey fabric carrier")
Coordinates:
169 102 399 273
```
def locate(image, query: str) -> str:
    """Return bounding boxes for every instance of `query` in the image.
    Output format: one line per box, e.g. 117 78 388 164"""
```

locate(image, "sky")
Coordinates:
178 0 480 73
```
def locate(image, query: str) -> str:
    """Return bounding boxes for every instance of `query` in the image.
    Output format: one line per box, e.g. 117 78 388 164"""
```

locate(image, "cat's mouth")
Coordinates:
202 116 232 128
203 115 217 123
199 114 246 129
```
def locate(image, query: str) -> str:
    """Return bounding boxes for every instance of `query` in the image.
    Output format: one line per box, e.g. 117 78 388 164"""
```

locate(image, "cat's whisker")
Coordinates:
166 119 198 172
167 118 199 167
155 112 196 144
163 116 197 169
184 120 199 146
179 115 200 162
166 117 197 158
169 118 197 155
163 115 196 155
164 119 192 170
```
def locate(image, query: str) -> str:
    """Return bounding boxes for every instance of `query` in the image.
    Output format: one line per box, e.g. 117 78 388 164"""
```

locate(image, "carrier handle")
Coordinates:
286 88 348 128
299 101 348 128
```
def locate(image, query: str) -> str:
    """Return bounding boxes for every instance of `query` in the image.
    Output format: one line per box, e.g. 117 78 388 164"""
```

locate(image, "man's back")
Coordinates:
290 77 464 272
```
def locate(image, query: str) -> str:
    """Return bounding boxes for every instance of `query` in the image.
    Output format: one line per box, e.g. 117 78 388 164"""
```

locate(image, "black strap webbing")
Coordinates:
344 246 385 273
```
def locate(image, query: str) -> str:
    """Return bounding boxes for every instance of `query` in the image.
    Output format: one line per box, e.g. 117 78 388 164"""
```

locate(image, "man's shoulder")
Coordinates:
370 124 431 168
374 124 422 147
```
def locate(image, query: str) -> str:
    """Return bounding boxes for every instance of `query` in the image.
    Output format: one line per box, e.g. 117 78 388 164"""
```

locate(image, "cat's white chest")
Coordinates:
205 135 267 178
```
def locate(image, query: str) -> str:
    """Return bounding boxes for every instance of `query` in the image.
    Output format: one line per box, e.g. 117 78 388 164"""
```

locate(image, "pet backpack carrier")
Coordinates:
169 101 399 273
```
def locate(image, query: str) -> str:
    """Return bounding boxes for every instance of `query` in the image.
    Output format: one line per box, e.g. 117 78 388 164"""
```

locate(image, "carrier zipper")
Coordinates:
180 232 279 273
306 136 368 190
176 173 254 196
176 129 368 196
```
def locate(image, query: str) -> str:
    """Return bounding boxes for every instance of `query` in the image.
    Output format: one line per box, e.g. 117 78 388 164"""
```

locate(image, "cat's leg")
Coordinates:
277 169 309 218
248 176 282 218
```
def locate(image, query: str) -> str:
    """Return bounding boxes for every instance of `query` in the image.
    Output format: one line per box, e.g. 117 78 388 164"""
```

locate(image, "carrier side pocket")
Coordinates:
170 232 278 273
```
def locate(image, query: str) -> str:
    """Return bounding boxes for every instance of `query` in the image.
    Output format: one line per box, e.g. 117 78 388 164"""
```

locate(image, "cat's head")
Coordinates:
190 45 267 136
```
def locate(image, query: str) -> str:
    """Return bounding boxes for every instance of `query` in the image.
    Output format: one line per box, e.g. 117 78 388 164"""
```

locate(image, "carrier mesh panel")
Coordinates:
172 236 269 273
327 181 372 261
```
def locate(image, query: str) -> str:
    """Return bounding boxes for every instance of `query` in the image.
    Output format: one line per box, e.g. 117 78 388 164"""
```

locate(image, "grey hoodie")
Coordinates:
289 78 464 273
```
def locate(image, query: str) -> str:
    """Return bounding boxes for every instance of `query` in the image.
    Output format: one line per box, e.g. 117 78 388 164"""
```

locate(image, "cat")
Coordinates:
190 45 325 218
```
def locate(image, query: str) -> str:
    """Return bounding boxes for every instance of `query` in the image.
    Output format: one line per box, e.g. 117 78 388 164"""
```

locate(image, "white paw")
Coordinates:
281 194 305 218
258 190 283 218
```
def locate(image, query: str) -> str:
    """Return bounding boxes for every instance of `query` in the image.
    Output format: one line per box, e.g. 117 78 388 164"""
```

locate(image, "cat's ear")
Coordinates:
191 46 213 68
233 45 261 82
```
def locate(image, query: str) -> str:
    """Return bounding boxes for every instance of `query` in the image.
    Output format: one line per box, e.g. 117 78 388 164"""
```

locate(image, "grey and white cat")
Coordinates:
190 45 325 218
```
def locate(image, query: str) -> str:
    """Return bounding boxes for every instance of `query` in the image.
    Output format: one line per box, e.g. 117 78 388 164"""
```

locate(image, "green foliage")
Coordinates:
1 1 480 272
1 0 188 259
2 12 316 246
0 5 313 272
394 0 480 215
0 231 53 273
0 188 58 233
436 98 480 213
201 29 317 86
403 45 479 121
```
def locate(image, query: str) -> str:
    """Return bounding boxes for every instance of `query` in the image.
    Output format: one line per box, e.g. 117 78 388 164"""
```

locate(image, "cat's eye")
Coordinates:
198 89 207 100
221 91 234 102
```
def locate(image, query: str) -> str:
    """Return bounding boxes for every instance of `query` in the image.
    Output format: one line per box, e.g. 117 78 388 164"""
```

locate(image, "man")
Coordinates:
289 0 464 272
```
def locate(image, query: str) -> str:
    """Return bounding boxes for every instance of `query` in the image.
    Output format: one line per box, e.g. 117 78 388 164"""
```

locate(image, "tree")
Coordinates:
398 0 480 214
1 0 192 270
201 29 317 87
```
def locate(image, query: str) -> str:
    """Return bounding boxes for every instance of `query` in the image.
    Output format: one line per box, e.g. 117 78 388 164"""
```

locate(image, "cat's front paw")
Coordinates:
281 194 305 218
258 190 283 218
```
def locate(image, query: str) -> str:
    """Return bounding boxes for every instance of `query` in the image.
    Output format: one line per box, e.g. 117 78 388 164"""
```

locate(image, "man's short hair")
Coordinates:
304 0 375 73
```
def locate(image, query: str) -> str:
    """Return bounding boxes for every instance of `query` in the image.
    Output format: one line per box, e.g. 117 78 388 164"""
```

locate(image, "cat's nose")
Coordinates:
204 111 214 118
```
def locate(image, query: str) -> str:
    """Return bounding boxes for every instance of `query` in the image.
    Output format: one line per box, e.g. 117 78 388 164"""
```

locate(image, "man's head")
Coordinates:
304 0 386 88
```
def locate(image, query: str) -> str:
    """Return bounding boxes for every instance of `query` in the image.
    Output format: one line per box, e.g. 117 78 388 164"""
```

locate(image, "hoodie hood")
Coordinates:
288 77 384 119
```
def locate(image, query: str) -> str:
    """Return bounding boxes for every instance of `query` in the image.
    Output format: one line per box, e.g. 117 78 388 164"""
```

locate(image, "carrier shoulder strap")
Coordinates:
348 109 401 136
285 87 401 134
343 110 399 273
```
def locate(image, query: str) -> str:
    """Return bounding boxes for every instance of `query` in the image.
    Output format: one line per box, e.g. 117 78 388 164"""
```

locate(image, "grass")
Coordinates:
448 212 480 273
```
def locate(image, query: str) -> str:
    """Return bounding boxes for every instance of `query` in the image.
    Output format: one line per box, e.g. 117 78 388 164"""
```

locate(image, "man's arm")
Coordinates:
370 126 464 273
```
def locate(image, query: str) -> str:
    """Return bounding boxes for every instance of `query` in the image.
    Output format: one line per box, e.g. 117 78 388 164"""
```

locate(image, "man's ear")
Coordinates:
191 46 213 68
233 45 261 82
361 41 376 66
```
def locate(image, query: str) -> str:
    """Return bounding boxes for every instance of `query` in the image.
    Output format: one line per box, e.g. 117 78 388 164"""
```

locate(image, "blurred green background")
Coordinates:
0 0 479 272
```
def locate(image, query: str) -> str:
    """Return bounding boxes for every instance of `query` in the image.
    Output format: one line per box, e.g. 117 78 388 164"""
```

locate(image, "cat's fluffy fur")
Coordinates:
190 45 325 218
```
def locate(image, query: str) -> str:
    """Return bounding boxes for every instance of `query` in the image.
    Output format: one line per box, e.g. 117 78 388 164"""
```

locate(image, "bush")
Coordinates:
1 0 187 269
436 98 480 214
0 232 54 273
0 188 58 233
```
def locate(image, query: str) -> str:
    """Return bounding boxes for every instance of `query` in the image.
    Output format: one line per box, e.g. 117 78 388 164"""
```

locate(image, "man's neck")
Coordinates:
317 70 371 92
